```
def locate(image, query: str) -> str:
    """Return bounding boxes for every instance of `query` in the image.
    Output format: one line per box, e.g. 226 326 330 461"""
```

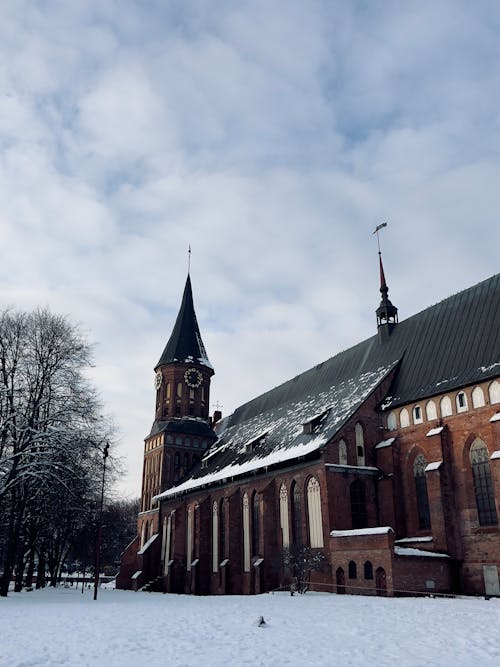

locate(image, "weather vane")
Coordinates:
188 244 191 274
373 222 388 254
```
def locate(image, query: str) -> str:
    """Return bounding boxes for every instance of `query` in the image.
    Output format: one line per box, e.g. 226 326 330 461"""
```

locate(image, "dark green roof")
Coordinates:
156 273 500 500
156 275 212 370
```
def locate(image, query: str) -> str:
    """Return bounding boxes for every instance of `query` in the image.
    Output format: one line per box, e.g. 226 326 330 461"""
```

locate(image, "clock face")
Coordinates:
154 371 162 389
184 367 203 389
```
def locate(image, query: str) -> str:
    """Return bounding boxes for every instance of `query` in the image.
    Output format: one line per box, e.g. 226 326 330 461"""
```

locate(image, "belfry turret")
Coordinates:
376 252 398 342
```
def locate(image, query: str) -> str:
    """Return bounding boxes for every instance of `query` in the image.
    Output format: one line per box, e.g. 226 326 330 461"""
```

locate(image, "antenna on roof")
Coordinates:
188 244 191 274
373 221 388 254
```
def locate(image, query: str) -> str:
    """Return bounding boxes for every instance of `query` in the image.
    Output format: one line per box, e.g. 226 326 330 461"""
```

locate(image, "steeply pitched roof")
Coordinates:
155 273 500 501
156 275 212 369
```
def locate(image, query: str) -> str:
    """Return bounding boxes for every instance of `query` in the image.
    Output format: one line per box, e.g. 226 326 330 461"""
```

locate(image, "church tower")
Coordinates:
138 274 217 545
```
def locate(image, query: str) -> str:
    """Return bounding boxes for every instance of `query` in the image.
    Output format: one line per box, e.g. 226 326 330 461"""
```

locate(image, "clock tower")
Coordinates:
138 274 217 545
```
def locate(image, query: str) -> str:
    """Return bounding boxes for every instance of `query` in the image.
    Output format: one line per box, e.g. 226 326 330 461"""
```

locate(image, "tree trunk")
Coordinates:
24 541 37 588
36 545 46 589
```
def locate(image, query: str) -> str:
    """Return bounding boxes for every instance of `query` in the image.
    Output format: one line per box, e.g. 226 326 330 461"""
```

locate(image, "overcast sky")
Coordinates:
1 1 499 496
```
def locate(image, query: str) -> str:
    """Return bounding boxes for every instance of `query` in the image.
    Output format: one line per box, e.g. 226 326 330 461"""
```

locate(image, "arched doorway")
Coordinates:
336 567 345 594
375 567 387 596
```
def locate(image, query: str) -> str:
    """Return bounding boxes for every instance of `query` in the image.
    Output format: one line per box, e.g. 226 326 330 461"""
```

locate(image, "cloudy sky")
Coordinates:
1 1 499 496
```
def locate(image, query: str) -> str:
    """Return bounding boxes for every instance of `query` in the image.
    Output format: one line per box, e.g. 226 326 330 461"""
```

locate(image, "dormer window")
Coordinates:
244 433 267 453
303 409 330 435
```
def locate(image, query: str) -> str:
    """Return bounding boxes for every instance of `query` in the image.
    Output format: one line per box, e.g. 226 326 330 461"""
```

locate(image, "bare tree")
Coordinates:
0 308 115 596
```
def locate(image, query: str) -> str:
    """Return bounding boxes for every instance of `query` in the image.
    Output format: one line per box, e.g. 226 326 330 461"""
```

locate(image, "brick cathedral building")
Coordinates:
117 260 500 597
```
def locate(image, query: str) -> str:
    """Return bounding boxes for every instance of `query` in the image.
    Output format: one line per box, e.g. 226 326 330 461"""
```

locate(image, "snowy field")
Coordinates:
2 588 500 667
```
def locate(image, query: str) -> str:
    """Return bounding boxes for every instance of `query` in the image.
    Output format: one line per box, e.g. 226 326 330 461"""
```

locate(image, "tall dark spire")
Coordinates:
376 252 398 341
156 275 211 368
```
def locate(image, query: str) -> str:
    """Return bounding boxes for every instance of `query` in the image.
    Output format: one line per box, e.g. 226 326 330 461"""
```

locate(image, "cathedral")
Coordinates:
117 258 500 597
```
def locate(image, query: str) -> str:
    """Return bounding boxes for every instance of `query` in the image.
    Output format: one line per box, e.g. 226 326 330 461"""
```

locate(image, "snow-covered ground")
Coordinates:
2 588 500 666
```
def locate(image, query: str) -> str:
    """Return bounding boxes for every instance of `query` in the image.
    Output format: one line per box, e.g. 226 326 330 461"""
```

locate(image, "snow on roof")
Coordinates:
395 536 433 544
326 464 379 473
490 412 500 423
490 450 500 460
375 437 395 449
426 427 444 437
155 364 395 501
330 527 394 537
137 533 158 555
425 460 442 472
131 570 142 580
155 434 328 500
395 546 449 559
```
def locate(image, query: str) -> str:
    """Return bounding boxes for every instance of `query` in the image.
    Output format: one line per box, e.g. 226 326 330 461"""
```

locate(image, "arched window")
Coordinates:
212 501 219 573
291 481 302 546
219 500 226 561
307 477 324 548
440 396 452 417
413 405 423 424
242 493 250 571
350 480 367 529
426 400 437 420
414 454 431 530
456 391 468 413
470 439 498 526
472 386 485 408
186 506 194 571
251 491 260 556
348 561 357 579
163 514 172 575
355 423 365 465
489 380 500 404
338 439 348 465
400 408 410 428
364 561 373 580
387 412 397 430
177 382 182 398
279 484 290 549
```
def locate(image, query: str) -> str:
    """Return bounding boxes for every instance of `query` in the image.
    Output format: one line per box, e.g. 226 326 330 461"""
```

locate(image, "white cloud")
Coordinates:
0 1 499 496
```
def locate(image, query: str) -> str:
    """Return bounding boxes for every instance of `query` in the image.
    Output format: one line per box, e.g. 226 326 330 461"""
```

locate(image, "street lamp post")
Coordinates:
93 441 109 601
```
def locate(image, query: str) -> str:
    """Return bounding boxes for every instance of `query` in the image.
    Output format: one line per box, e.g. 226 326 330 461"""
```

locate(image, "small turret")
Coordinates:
376 252 398 342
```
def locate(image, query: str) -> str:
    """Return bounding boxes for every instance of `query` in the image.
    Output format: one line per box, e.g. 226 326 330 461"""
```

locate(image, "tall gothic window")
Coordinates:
279 484 290 549
470 439 498 526
350 480 367 529
163 514 172 575
440 396 452 417
338 439 348 465
307 477 324 548
251 491 260 556
426 400 437 420
212 501 219 573
242 493 250 572
291 481 302 546
219 499 226 561
174 452 180 481
489 380 500 404
186 506 194 571
387 412 397 430
472 386 485 408
413 454 431 530
355 423 365 465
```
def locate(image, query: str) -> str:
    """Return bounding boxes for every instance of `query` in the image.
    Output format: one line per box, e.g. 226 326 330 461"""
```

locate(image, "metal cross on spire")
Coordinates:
373 221 388 254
